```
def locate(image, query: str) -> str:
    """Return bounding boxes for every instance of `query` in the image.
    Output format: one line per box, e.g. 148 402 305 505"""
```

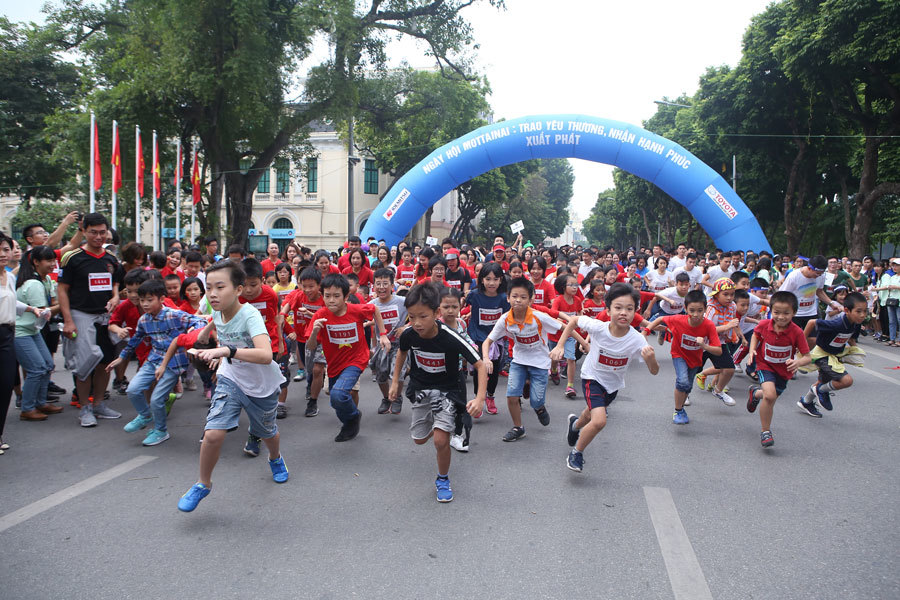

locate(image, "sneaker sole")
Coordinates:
502 432 526 442
436 496 453 503
243 448 260 457
761 440 774 448
566 458 582 473
305 410 318 417
94 413 122 419
566 415 579 446
797 400 823 418
142 434 170 446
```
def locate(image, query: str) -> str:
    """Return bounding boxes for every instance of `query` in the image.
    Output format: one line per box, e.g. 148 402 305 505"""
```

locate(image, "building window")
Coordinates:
257 164 270 193
364 159 378 194
275 158 290 194
306 158 317 193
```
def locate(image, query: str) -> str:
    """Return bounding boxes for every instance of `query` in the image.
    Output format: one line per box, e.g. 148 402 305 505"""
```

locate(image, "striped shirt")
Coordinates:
120 306 207 371
704 299 738 344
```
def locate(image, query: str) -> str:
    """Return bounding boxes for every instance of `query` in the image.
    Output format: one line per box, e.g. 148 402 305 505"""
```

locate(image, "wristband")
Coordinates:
226 344 237 363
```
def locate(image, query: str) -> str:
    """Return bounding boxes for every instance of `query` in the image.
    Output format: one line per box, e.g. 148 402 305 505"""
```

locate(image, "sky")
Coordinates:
2 0 772 220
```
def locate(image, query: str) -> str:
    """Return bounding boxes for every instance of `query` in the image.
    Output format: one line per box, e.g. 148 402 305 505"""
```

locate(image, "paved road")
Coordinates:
1 337 898 599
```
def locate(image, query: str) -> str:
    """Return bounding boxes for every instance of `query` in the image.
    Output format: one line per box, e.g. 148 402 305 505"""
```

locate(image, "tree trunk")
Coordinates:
226 172 255 248
847 134 900 258
640 208 653 249
782 140 807 256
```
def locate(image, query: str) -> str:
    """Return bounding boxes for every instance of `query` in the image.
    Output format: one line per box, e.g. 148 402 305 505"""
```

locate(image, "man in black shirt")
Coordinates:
390 282 486 503
58 213 122 427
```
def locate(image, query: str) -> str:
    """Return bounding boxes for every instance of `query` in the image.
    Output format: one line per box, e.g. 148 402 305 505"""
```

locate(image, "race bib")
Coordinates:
277 290 292 300
585 306 604 318
680 334 702 351
380 307 399 333
479 307 502 327
534 289 544 305
251 301 268 321
413 350 447 373
764 343 791 363
596 349 629 370
446 279 461 289
88 272 113 292
830 333 851 348
798 297 815 309
326 323 359 346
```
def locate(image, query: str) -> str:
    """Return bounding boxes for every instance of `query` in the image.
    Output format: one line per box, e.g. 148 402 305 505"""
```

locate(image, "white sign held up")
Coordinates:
510 220 525 234
425 236 438 246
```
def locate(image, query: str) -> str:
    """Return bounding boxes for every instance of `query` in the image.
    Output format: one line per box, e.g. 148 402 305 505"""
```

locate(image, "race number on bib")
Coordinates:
380 308 399 333
326 323 359 345
251 301 268 321
413 350 447 373
596 349 629 370
88 272 113 292
479 308 502 327
763 343 791 363
830 333 851 348
680 334 702 351
515 333 541 348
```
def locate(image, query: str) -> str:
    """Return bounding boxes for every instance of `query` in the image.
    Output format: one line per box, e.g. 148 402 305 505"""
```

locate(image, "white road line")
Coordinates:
0 455 157 534
644 486 713 600
857 366 900 387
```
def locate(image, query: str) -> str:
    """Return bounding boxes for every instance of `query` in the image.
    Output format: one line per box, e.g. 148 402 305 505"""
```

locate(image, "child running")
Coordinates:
370 267 408 415
389 283 486 502
177 260 289 512
280 267 326 417
464 262 509 415
695 278 741 406
746 291 811 446
552 283 659 473
437 287 478 452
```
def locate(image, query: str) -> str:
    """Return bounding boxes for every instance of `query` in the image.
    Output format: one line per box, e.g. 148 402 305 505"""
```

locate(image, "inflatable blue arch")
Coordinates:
360 114 772 253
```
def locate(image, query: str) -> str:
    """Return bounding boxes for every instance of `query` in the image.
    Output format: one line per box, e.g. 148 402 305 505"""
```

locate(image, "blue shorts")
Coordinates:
756 369 788 397
582 378 617 409
549 337 576 361
506 362 549 410
205 376 279 439
672 357 701 393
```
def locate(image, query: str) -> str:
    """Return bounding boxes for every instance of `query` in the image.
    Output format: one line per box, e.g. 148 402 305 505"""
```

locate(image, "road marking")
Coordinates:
0 456 157 534
859 342 898 362
857 366 900 387
644 486 713 600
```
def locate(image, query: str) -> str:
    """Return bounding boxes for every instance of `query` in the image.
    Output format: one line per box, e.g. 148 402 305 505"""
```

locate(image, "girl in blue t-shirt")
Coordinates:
464 262 509 415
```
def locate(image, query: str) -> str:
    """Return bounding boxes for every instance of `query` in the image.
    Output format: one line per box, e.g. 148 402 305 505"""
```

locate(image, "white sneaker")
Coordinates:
93 401 122 419
683 395 691 406
449 434 469 453
185 379 197 391
713 390 736 406
80 405 98 427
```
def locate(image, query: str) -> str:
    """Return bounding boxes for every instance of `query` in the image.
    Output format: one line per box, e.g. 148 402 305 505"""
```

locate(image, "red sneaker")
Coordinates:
485 395 498 415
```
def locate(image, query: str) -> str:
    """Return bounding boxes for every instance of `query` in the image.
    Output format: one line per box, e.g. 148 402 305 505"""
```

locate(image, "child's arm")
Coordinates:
198 333 273 364
388 348 409 401
647 316 666 332
785 351 811 372
196 319 216 344
155 337 181 380
803 318 817 339
549 314 579 362
467 359 487 416
747 332 759 364
716 318 740 334
106 318 146 371
306 318 326 353
108 323 132 340
570 330 590 354
641 345 659 375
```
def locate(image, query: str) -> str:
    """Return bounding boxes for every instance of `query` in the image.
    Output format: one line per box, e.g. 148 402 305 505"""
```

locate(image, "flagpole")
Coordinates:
135 124 141 245
190 139 196 244
89 111 96 212
152 130 159 251
111 120 118 229
175 138 181 243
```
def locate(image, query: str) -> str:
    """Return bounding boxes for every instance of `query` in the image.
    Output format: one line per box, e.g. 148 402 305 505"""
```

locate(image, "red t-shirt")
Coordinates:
550 295 582 342
396 264 417 287
582 298 605 319
261 258 282 274
532 280 556 310
341 265 374 288
753 319 810 381
240 285 280 352
163 297 180 309
178 300 199 314
337 253 352 272
308 303 376 376
285 290 325 343
110 298 151 364
663 315 721 369
160 266 185 281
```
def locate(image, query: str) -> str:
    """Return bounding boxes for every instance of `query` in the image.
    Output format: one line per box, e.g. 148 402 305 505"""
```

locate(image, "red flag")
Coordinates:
111 125 122 193
153 138 161 199
191 147 201 205
173 142 182 185
137 133 145 198
93 121 102 190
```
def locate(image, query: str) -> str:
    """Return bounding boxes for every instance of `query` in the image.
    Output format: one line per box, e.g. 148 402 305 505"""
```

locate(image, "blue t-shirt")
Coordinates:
814 314 860 354
464 289 509 344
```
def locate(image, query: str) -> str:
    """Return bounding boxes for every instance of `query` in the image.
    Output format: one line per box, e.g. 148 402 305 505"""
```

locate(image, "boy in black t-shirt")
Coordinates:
390 282 486 503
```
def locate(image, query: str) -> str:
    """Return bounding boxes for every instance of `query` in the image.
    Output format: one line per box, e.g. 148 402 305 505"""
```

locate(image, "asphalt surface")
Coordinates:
1 336 898 600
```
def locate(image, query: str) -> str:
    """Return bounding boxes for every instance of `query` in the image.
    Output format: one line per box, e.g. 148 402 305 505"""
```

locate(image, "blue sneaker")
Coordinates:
142 428 170 446
269 455 289 483
293 369 305 382
177 482 211 512
566 414 580 447
567 449 584 473
123 414 153 433
813 383 833 411
673 408 690 425
243 434 261 457
435 476 453 502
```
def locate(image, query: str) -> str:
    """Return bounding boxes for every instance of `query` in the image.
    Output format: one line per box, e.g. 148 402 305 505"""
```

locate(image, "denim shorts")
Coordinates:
756 369 788 396
582 378 617 409
506 362 549 409
549 337 576 361
672 357 701 393
205 375 279 439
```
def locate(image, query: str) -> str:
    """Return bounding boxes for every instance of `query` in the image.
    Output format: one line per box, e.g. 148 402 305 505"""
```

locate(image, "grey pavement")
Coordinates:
1 337 898 600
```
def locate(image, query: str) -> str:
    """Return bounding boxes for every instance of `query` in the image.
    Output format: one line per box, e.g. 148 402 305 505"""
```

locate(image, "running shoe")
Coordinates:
658 329 666 345
269 456 289 483
712 390 736 406
93 401 121 419
484 395 498 415
276 404 288 419
673 408 689 425
164 392 177 415
813 383 833 411
48 382 66 396
683 395 691 406
797 365 813 374
566 414 580 447
565 385 577 399
377 398 391 414
177 482 211 512
797 399 823 418
550 371 561 385
449 434 469 452
123 414 153 433
294 369 305 382
142 428 170 446
694 373 707 391
535 406 550 426
566 449 584 473
501 426 526 442
79 405 97 427
435 476 453 502
243 434 261 457
747 386 761 413
304 397 318 417
390 399 402 414
204 389 212 404
69 393 81 408
760 430 774 447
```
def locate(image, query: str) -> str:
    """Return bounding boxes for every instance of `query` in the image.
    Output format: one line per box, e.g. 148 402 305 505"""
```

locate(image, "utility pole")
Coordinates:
732 155 737 191
347 116 359 238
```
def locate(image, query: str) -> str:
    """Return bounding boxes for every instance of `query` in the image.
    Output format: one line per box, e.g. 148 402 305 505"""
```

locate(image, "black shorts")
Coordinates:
814 357 849 384
582 378 617 409
275 353 290 389
793 315 815 333
756 369 788 396
95 323 118 364
703 341 737 370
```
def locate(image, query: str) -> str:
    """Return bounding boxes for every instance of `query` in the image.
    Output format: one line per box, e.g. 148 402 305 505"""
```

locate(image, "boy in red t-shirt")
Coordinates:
306 273 390 442
279 267 326 417
746 291 811 448
109 269 151 394
648 290 721 425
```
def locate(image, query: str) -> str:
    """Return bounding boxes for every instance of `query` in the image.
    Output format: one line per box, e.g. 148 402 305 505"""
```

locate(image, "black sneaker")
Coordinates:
243 434 261 457
377 398 391 414
567 449 584 473
797 399 822 418
566 413 580 447
813 383 833 411
535 406 550 426
760 430 774 447
390 399 402 414
335 413 361 442
304 397 318 417
501 426 526 442
747 385 761 413
48 382 66 395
